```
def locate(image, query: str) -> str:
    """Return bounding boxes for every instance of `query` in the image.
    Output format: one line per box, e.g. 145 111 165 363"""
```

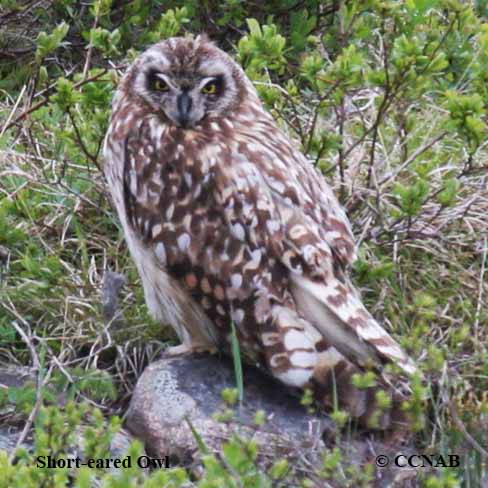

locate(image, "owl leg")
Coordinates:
260 307 380 423
260 305 403 430
164 320 218 356
165 342 217 356
311 347 376 420
260 305 319 388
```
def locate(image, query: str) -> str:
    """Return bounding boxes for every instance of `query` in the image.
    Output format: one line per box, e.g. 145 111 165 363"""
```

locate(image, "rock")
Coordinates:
0 365 36 421
125 353 331 466
0 245 9 263
101 271 126 326
0 426 24 453
0 365 139 479
0 365 35 389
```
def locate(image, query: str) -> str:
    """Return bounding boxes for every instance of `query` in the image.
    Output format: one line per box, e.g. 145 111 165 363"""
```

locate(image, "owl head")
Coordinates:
124 35 250 128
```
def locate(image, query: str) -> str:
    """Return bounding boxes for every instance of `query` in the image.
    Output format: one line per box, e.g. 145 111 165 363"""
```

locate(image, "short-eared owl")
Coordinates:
104 35 415 428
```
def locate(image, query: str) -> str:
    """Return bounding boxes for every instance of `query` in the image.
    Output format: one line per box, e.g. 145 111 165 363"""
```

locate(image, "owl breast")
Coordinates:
106 110 283 360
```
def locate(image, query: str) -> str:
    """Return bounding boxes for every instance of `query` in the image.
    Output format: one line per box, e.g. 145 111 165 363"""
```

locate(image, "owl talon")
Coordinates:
165 344 193 356
165 343 217 356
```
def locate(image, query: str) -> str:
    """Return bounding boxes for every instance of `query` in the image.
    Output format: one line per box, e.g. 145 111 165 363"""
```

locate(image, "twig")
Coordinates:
378 131 448 186
337 99 346 200
0 84 27 137
305 79 342 154
449 399 488 460
473 236 487 342
82 4 100 78
5 298 40 371
366 24 390 189
9 362 56 462
67 108 102 172
2 69 109 133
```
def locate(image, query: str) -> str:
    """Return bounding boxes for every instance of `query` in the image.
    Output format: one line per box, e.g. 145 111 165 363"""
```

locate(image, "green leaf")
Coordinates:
393 179 430 216
437 178 460 206
35 22 70 63
150 7 190 41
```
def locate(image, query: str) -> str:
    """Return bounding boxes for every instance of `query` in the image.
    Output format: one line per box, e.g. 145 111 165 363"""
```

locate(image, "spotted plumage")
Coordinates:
104 35 416 428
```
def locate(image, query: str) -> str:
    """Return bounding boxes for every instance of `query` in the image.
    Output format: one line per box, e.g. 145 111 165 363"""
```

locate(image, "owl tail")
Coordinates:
309 347 411 430
290 274 417 376
261 305 411 431
287 274 415 430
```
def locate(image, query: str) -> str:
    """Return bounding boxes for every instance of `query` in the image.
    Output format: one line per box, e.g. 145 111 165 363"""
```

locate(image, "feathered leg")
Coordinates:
254 298 408 430
260 304 319 388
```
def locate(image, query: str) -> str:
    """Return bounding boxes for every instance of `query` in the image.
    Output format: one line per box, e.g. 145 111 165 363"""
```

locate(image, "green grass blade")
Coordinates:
230 321 244 405
185 416 210 455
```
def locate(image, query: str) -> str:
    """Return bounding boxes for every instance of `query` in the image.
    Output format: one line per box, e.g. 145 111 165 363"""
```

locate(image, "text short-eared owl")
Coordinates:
104 35 415 428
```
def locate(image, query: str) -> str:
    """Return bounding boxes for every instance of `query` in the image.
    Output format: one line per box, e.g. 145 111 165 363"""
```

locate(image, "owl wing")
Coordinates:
213 145 416 376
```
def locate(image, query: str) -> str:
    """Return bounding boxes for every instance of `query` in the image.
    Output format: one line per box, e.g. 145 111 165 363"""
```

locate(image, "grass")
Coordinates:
0 2 487 485
1 86 486 483
230 321 244 406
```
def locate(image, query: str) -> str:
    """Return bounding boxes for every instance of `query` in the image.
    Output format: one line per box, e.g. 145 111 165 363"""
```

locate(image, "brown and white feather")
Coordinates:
104 35 415 428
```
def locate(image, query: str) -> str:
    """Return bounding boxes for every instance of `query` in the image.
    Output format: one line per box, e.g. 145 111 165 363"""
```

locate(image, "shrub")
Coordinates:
1 0 487 485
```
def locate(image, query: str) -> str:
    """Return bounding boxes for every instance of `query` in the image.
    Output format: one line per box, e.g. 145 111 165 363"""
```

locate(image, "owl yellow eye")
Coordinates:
202 81 217 94
153 78 169 92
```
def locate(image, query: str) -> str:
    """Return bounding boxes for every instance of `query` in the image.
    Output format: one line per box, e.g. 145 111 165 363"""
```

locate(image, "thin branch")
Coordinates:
2 69 109 133
378 131 448 186
305 79 342 154
67 108 102 172
0 85 27 137
473 236 487 341
449 398 488 460
5 298 40 371
10 362 56 462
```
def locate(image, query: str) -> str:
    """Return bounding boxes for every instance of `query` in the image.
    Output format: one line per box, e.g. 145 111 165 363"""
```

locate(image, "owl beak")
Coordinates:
176 92 192 128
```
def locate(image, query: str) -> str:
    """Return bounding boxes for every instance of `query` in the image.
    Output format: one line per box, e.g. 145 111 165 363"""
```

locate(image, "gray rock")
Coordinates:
101 271 126 326
0 365 139 479
0 365 35 389
125 353 331 465
0 426 24 453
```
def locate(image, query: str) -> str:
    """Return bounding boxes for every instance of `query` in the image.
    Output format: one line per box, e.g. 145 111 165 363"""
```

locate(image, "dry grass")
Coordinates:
0 7 487 484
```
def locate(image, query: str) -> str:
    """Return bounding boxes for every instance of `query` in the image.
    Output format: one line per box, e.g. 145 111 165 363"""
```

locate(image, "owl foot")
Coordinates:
164 343 217 357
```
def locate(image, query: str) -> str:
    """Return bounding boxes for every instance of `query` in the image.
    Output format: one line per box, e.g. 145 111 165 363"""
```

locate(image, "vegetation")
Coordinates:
0 0 487 486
